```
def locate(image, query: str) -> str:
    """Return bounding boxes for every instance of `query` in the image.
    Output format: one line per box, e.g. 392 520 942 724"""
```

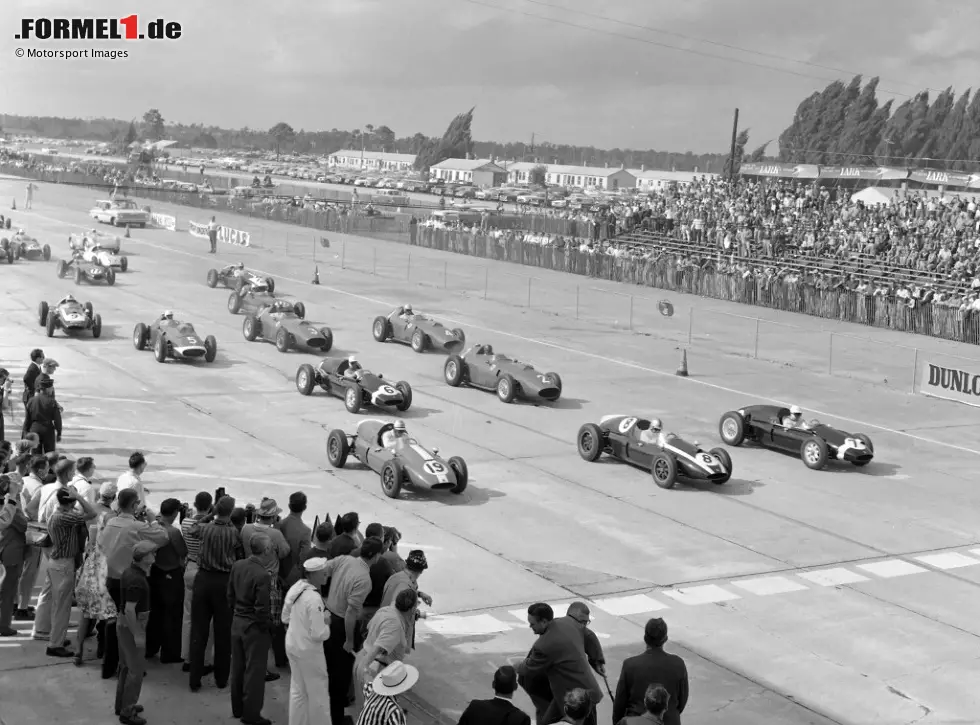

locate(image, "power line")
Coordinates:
777 145 980 167
459 0 916 98
521 0 946 95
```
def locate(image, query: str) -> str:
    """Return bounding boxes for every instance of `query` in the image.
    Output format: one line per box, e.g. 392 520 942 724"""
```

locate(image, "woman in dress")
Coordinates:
72 481 118 666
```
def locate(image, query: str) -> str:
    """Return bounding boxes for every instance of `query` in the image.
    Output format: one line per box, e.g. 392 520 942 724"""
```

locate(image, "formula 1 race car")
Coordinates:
79 242 128 272
295 357 413 413
56 254 116 286
718 405 874 470
326 419 468 498
227 288 305 319
37 296 103 339
577 415 732 489
133 317 218 364
372 306 465 353
69 229 123 254
242 299 333 353
2 230 51 261
206 264 276 293
443 344 562 403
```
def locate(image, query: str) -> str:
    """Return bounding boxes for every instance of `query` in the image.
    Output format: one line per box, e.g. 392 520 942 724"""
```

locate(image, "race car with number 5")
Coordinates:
295 356 412 414
133 314 218 364
325 419 468 498
577 415 732 488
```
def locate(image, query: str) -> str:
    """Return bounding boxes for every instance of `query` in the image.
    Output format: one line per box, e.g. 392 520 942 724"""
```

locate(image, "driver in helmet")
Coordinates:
381 420 409 448
59 294 77 306
342 356 362 380
782 405 808 429
158 309 175 322
639 418 670 447
393 303 414 319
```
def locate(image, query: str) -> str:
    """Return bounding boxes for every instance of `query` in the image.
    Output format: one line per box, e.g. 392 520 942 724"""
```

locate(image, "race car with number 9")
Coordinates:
577 414 733 489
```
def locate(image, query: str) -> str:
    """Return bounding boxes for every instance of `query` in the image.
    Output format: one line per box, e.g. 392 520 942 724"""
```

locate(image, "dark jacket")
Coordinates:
22 362 41 404
23 394 62 436
227 555 272 630
613 648 688 725
277 513 311 589
516 616 603 709
0 499 28 566
458 697 531 725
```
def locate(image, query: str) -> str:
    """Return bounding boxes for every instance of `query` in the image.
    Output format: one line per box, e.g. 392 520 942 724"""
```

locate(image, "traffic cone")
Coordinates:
311 265 320 285
676 349 689 377
125 226 131 238
11 198 15 210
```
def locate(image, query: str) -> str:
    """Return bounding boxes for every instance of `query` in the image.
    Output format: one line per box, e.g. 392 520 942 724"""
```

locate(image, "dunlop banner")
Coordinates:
916 359 980 408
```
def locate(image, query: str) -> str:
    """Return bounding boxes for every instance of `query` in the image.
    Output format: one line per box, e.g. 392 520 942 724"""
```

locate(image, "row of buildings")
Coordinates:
324 149 705 191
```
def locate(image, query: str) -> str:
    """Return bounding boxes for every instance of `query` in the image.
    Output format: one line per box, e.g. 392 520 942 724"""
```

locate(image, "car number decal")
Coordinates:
619 417 637 433
701 453 714 464
423 461 446 474
186 337 197 343
378 385 397 395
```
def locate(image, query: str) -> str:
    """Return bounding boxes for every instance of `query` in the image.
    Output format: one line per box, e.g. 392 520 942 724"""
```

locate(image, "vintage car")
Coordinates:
89 198 151 227
227 288 304 318
79 243 128 272
243 300 333 353
718 405 874 470
0 214 11 230
37 296 103 339
206 265 276 293
2 230 51 261
69 229 123 254
295 357 412 414
133 317 217 363
443 344 562 403
56 254 116 286
372 307 465 354
577 415 732 489
326 419 468 498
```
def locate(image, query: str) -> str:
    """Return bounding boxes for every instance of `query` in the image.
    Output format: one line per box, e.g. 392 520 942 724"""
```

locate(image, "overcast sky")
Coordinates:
2 0 978 154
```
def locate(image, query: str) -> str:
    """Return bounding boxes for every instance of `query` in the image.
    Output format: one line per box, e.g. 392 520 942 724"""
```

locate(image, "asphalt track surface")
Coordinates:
2 178 980 725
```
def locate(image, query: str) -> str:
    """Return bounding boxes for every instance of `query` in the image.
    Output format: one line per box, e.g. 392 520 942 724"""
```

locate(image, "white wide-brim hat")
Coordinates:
372 661 419 696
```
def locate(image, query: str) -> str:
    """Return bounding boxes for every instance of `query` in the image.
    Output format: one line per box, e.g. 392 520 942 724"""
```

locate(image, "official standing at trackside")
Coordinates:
321 536 385 725
21 349 44 409
180 491 214 671
145 499 188 663
228 533 273 725
281 557 332 725
22 379 61 453
188 495 244 692
208 216 219 253
116 540 157 725
612 618 689 725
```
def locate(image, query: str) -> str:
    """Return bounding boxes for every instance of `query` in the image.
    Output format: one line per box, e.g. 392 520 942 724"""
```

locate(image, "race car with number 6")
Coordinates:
577 415 732 489
295 356 412 414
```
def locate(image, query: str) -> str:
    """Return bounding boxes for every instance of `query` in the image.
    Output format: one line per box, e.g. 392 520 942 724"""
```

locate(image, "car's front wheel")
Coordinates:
448 456 468 494
326 430 350 468
651 452 678 489
296 364 316 396
380 461 403 499
576 423 604 462
801 438 828 470
345 384 363 413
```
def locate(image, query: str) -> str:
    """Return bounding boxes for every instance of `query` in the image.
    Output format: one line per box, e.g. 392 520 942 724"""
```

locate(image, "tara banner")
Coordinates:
150 213 177 231
916 358 980 408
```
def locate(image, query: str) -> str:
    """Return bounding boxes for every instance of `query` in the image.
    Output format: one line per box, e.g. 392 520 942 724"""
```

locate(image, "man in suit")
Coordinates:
276 492 311 670
515 603 603 725
22 380 62 453
612 618 688 725
22 349 44 409
458 665 530 725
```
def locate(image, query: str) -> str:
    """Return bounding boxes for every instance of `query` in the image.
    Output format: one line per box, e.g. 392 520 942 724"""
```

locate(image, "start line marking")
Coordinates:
23 205 980 459
158 470 319 490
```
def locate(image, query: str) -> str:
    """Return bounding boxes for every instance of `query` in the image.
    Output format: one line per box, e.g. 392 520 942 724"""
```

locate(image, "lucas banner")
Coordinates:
188 220 250 247
150 213 177 231
916 359 980 408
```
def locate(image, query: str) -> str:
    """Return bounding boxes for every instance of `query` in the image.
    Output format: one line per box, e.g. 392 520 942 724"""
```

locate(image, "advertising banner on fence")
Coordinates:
188 221 250 247
916 359 980 408
151 213 177 231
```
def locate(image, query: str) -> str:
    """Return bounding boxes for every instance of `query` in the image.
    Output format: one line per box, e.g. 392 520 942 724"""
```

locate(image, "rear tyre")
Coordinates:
801 438 828 470
120 257 128 273
92 314 103 339
448 456 468 494
394 381 413 412
326 430 350 468
42 244 51 261
133 323 148 350
227 292 242 314
344 384 363 413
372 316 390 342
709 447 732 484
296 364 316 396
154 335 168 363
38 301 49 326
651 452 678 489
266 277 275 294
380 461 403 499
204 336 217 363
444 355 464 387
719 412 746 446
56 260 68 278
276 328 291 353
106 269 116 286
576 423 604 462
207 269 218 288
496 374 517 403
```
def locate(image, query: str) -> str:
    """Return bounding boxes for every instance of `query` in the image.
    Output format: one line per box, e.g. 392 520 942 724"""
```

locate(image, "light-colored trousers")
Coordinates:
18 547 42 610
287 650 331 725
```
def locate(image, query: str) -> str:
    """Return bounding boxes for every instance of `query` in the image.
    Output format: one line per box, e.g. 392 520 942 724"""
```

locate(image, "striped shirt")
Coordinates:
355 688 406 725
196 519 244 573
48 508 88 560
180 513 208 563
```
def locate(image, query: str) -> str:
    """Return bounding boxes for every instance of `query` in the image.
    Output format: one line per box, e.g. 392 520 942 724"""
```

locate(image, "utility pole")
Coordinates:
728 108 739 183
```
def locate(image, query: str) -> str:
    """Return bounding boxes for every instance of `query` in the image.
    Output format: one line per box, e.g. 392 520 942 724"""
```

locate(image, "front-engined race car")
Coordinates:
243 300 333 353
443 344 562 403
57 254 116 286
89 199 151 228
133 318 217 363
577 415 732 489
2 230 51 261
207 265 276 294
718 404 874 470
79 243 128 272
38 296 103 339
295 357 413 414
227 289 304 319
372 307 465 353
326 419 468 498
69 229 123 254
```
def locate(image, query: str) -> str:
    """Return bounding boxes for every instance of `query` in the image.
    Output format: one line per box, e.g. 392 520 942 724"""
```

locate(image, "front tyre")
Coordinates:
326 430 350 468
801 438 828 470
380 461 403 499
319 328 333 353
204 335 218 363
444 355 464 387
276 327 291 353
207 269 218 288
576 423 604 462
133 322 148 350
448 456 468 494
496 374 517 403
243 315 260 341
296 364 316 396
709 447 732 484
38 301 49 326
411 328 427 353
651 452 678 489
372 316 390 342
394 381 413 412
91 314 103 339
153 334 168 363
345 384 363 413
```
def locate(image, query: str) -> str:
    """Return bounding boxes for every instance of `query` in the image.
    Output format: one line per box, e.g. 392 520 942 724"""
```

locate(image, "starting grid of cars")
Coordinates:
8 221 879 500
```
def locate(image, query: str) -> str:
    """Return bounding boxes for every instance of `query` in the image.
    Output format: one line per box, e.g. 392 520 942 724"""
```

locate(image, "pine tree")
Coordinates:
747 141 770 162
947 91 980 170
414 107 475 172
932 89 971 166
811 75 862 163
722 129 750 177
863 100 893 164
874 98 912 162
778 89 830 163
897 91 931 160
831 77 881 163
914 87 955 164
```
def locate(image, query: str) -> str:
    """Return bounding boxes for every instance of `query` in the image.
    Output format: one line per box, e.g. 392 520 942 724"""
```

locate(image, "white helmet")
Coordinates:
650 418 662 431
404 304 413 313
789 405 802 416
162 310 174 319
348 356 357 365
393 420 406 432
237 262 245 269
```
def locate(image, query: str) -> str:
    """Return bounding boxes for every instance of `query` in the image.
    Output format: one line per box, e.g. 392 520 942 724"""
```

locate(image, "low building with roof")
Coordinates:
327 149 416 172
630 168 715 191
545 164 636 191
429 158 509 186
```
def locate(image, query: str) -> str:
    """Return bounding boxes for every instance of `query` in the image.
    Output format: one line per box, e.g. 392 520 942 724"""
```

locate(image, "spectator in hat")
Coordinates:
21 349 44 408
612 618 688 725
21 378 61 453
116 540 157 725
618 685 670 725
356 661 420 725
228 533 274 725
145 498 188 664
281 557 332 725
34 358 59 392
380 549 432 649
457 665 531 725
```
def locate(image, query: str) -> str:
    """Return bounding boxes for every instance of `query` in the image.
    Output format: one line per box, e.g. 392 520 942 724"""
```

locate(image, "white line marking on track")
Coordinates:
158 470 319 490
118 232 980 458
798 568 870 586
663 584 740 605
58 393 157 404
857 560 929 578
731 576 809 596
423 614 513 636
72 425 230 442
914 552 980 570
590 594 669 615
